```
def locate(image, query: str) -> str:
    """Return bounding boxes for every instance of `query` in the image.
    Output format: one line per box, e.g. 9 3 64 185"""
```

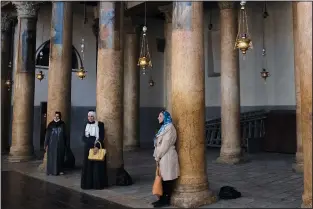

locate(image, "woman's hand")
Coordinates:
93 147 99 155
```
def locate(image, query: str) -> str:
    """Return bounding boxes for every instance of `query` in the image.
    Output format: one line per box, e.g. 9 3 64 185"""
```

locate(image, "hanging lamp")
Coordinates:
36 23 45 81
76 2 87 80
138 2 152 75
5 20 14 91
260 2 270 83
234 1 253 56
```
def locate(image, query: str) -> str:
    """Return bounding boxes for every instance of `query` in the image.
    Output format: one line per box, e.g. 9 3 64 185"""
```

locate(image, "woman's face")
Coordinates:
54 113 60 121
88 115 94 122
158 112 164 124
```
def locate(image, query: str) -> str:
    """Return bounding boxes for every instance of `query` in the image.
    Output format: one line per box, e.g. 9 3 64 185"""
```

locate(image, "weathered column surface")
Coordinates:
159 4 173 114
170 2 215 208
292 2 303 173
296 3 312 208
9 2 40 162
1 13 13 154
217 2 243 164
123 17 139 151
39 2 73 171
97 2 131 186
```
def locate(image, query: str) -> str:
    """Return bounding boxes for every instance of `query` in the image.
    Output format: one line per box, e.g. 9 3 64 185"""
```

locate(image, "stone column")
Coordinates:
97 2 131 186
39 2 73 171
216 2 243 164
8 2 40 162
171 2 215 208
158 4 173 114
46 2 73 144
123 17 139 151
1 13 13 154
295 3 312 208
292 2 303 173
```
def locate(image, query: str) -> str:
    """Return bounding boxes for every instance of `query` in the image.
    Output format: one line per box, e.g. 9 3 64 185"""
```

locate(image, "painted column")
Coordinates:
97 2 131 186
123 17 139 151
292 2 303 173
8 2 40 162
46 2 73 144
170 2 215 208
295 2 312 208
158 4 173 114
1 13 13 154
217 2 243 164
39 2 73 171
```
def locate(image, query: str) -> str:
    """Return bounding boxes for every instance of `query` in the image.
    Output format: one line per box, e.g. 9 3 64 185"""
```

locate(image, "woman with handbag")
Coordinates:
152 110 180 207
81 110 108 190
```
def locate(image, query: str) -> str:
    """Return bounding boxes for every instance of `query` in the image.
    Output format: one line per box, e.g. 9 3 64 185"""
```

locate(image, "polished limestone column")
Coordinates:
292 2 303 173
1 13 13 154
170 2 215 208
39 2 73 171
295 3 312 208
123 17 139 151
158 4 173 114
97 2 131 185
8 2 40 162
216 2 243 164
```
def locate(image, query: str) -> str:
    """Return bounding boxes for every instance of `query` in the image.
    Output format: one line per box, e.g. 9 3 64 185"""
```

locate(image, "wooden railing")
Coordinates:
205 110 268 153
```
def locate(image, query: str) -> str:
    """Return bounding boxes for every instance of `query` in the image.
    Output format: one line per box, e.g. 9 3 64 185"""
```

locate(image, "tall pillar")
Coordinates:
216 2 243 164
97 2 131 186
1 13 13 154
46 2 73 144
38 2 73 171
123 17 139 151
8 2 40 162
159 4 173 114
292 2 303 173
295 3 312 208
171 2 215 208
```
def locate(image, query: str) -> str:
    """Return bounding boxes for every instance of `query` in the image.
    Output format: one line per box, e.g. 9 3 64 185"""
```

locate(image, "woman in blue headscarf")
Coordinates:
152 110 180 207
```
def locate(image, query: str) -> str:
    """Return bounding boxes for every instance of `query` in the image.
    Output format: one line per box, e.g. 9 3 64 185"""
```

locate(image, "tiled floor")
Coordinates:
2 148 303 208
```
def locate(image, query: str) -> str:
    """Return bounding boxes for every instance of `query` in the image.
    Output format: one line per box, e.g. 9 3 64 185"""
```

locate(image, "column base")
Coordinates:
171 185 216 208
301 194 312 208
216 155 247 165
292 162 304 173
7 154 34 163
107 166 133 186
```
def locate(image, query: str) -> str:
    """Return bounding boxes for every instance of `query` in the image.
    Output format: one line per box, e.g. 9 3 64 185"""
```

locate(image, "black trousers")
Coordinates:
161 179 175 202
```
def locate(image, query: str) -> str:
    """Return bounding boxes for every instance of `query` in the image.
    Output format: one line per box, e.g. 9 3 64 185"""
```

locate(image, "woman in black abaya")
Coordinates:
81 110 108 190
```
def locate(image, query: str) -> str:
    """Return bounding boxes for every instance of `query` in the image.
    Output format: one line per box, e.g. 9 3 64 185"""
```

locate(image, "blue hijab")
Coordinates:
154 111 173 145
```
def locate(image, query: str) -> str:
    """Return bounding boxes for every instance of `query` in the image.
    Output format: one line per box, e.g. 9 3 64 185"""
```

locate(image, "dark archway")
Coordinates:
35 40 83 70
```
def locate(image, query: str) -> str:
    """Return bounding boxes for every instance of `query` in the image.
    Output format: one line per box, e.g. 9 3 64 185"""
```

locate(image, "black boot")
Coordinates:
153 195 170 208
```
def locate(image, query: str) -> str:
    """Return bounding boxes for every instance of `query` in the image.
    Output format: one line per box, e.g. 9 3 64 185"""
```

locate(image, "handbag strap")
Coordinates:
156 165 161 176
94 140 102 149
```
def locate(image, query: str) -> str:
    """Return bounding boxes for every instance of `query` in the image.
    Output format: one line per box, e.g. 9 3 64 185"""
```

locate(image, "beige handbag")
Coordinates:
152 165 163 197
88 140 106 161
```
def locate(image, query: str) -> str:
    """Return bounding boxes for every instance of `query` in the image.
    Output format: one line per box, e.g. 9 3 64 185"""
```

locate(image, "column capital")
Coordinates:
13 2 41 18
218 2 235 10
1 13 13 32
158 4 173 23
124 17 136 34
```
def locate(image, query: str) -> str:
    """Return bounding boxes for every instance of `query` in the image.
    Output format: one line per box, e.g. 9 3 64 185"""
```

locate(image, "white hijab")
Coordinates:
85 111 99 140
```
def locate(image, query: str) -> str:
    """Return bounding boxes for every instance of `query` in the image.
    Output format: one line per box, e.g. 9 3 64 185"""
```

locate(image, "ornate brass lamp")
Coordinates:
148 77 155 87
235 1 253 56
260 68 270 81
5 77 13 91
138 2 152 75
76 67 87 80
36 71 45 81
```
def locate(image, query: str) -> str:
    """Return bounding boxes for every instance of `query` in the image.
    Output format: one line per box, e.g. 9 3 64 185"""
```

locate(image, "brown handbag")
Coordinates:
152 165 163 197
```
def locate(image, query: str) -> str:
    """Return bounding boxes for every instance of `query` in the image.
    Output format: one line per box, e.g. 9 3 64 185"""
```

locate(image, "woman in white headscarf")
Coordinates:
80 110 108 190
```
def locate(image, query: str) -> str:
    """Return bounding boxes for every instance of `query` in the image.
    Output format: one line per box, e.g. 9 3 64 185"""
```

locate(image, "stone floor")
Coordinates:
2 148 303 208
2 171 130 209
